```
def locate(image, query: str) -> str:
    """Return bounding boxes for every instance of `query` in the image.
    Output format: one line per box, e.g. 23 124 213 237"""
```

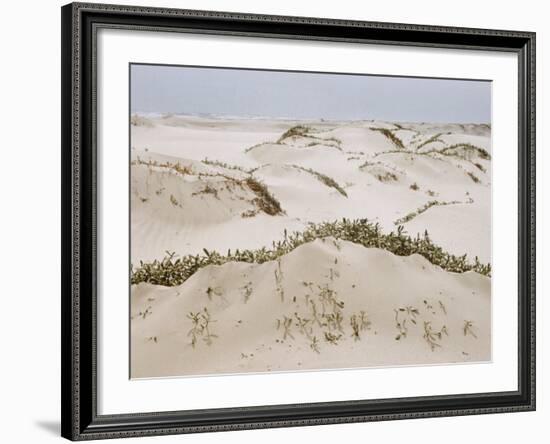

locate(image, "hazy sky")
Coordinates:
131 64 491 123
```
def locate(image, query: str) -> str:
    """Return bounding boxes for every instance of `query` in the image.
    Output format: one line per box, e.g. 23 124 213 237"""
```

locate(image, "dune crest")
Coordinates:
131 238 490 378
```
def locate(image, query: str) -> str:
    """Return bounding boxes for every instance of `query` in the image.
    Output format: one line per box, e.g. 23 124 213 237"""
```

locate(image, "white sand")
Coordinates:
131 238 490 378
130 115 492 378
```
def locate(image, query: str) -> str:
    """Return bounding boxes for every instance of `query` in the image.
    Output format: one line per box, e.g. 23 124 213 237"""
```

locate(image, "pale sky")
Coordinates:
130 64 491 123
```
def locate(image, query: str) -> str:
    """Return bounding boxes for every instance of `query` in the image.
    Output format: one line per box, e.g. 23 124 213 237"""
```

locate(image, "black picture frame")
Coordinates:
61 2 536 440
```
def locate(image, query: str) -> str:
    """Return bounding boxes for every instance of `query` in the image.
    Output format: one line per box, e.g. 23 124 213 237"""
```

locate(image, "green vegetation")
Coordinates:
292 165 348 197
241 209 257 218
274 258 284 301
324 331 342 345
415 132 445 151
467 171 481 183
187 308 217 348
423 321 448 351
245 177 283 215
274 269 366 353
192 184 219 199
375 171 398 182
276 315 294 340
131 219 491 287
371 142 490 176
277 125 312 143
201 158 251 173
370 127 405 150
474 162 486 173
394 199 466 225
133 156 283 217
169 194 181 208
350 311 371 341
132 157 194 176
463 320 478 338
393 308 409 340
199 161 283 213
359 160 401 182
440 143 491 161
393 306 421 341
276 125 342 150
205 286 223 300
242 281 253 303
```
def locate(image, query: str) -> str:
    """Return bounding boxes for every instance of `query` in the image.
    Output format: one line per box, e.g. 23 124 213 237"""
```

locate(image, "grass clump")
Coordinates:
292 165 347 197
467 171 480 183
393 308 409 341
376 171 398 182
359 160 401 183
440 143 491 161
276 274 357 353
415 132 444 151
276 125 342 150
133 156 283 216
474 162 486 173
463 320 478 338
241 209 257 218
201 158 251 173
394 199 465 225
242 281 253 303
245 177 283 216
423 321 448 351
393 306 420 341
277 125 312 143
131 219 492 287
131 157 194 176
276 315 295 340
370 127 405 150
169 194 181 208
192 184 219 199
324 331 343 345
187 308 217 348
350 311 371 341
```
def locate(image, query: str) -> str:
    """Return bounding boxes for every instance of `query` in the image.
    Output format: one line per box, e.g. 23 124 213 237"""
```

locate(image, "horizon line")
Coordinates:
131 110 491 126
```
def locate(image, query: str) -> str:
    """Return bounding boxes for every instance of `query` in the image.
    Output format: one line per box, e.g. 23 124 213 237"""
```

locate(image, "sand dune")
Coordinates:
130 114 492 378
131 238 490 378
129 116 492 259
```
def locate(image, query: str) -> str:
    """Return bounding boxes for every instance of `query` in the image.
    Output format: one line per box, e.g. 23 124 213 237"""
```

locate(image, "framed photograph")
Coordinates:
61 2 536 440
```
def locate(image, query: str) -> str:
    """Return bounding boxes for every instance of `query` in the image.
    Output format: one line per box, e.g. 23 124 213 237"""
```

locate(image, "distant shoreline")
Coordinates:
130 112 491 126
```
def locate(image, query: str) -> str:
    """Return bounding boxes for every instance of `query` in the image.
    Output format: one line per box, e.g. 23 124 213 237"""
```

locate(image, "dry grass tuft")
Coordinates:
277 125 312 143
292 165 347 197
440 143 491 161
467 171 481 183
245 177 284 216
370 127 405 150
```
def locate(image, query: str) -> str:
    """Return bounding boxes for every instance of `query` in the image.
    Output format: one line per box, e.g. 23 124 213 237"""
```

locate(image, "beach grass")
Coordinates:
131 218 491 287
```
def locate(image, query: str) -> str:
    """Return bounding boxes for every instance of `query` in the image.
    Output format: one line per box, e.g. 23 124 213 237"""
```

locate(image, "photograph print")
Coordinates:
129 64 492 379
